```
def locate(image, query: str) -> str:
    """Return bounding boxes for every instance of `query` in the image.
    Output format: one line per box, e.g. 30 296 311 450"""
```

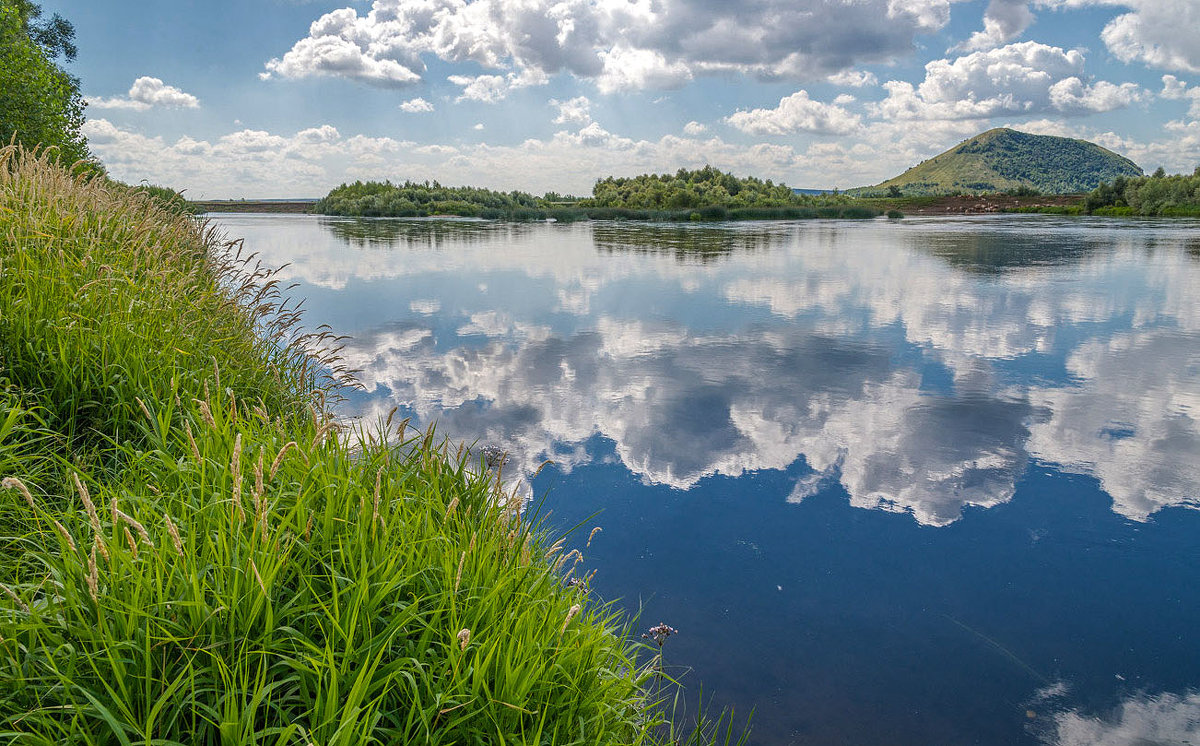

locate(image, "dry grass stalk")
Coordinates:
560 604 581 636
164 513 184 557
372 466 383 523
136 396 154 425
86 545 99 601
1 584 30 614
51 520 76 551
231 433 245 523
74 473 101 535
123 526 139 559
195 399 215 428
93 534 110 563
269 441 296 480
544 538 566 559
308 422 337 452
184 420 201 462
250 558 267 594
253 449 265 526
116 509 154 547
2 476 36 509
454 551 466 593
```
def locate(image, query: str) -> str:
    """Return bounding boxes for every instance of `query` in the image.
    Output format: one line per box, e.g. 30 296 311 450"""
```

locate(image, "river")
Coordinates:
212 213 1200 746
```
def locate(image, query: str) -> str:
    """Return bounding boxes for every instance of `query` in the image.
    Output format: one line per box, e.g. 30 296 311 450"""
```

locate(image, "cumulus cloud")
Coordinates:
726 90 862 136
399 97 434 112
1097 0 1200 74
953 0 1036 52
262 0 968 92
827 69 879 88
88 76 200 110
1160 74 1200 118
448 68 547 102
683 121 707 135
1028 1 1200 73
550 95 591 125
873 42 1144 120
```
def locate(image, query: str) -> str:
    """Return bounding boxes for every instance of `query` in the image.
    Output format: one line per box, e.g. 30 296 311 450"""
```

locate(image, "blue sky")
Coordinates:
45 0 1200 197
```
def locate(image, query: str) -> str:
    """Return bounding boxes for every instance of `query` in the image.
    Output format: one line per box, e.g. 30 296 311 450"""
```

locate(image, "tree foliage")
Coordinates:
316 179 542 217
588 166 824 209
1084 169 1200 216
0 0 91 165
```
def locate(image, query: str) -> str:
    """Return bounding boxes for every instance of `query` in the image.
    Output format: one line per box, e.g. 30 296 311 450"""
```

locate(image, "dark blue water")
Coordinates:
216 214 1200 745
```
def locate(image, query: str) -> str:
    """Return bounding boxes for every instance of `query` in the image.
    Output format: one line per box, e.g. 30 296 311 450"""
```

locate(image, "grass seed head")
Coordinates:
184 420 201 462
93 534 110 563
269 441 296 480
73 473 101 535
560 604 582 636
2 477 36 509
457 628 470 650
454 550 466 593
123 526 139 559
1 584 30 614
52 520 76 552
87 545 99 601
164 513 184 557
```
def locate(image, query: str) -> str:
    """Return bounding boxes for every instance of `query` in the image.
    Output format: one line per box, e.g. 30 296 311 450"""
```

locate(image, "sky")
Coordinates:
44 0 1200 198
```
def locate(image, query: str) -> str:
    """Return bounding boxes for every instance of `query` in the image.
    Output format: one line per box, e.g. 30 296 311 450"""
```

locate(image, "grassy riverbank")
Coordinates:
0 147 739 744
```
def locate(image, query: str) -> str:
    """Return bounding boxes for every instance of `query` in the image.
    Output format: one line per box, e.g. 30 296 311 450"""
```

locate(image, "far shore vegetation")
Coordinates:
315 166 883 222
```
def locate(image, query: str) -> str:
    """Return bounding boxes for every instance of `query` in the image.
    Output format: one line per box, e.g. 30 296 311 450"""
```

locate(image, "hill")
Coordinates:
857 128 1143 196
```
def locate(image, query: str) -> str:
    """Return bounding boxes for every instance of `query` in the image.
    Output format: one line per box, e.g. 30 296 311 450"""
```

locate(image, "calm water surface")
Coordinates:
214 213 1200 746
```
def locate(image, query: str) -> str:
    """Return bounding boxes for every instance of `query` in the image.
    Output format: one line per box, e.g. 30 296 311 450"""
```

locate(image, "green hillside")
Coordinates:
858 128 1143 196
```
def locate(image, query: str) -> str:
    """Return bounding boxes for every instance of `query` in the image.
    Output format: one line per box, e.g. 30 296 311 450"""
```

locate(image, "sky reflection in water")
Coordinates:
216 213 1200 746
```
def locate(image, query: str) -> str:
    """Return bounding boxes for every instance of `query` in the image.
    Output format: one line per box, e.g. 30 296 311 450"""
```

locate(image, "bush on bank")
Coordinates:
0 147 741 745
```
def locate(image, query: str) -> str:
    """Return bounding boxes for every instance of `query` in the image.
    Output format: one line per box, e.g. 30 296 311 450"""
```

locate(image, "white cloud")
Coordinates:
262 0 970 92
683 121 707 135
448 68 548 103
726 90 862 136
473 122 485 130
595 45 692 94
827 69 879 88
1160 74 1200 118
550 95 591 125
88 76 200 110
399 97 434 113
873 42 1144 121
1098 0 1200 74
953 0 1036 52
1029 1 1200 73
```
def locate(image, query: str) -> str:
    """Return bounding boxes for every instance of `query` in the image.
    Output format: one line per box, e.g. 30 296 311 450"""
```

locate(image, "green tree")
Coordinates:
0 0 91 165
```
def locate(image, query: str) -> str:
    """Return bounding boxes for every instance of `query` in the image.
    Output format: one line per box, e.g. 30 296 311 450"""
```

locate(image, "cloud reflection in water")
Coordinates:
225 214 1200 527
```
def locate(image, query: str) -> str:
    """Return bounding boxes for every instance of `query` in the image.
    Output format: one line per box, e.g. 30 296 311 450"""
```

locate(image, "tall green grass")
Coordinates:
0 147 746 744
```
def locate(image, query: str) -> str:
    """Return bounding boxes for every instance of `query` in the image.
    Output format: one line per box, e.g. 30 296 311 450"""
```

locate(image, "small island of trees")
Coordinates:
316 166 881 222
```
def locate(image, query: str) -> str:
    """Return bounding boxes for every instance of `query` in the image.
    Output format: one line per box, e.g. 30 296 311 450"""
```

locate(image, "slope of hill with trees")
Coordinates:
858 128 1143 196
